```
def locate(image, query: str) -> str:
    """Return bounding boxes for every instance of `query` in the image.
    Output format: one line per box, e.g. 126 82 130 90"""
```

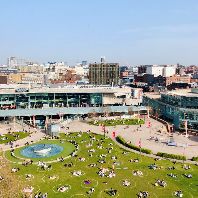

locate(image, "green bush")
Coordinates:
191 156 198 161
116 136 152 154
90 118 145 126
156 152 186 161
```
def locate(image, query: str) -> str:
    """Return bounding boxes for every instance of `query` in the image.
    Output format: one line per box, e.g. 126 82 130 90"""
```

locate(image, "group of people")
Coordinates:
57 185 70 192
72 170 83 176
137 191 149 198
34 192 48 198
133 170 143 176
123 180 131 187
174 190 183 197
37 161 51 170
97 167 116 178
155 179 167 187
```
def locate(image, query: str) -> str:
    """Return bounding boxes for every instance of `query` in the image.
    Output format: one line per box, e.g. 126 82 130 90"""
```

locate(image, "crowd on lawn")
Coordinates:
6 131 197 197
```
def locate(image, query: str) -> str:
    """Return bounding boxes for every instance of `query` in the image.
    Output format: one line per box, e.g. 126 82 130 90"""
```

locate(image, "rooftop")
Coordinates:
165 88 198 97
0 85 141 94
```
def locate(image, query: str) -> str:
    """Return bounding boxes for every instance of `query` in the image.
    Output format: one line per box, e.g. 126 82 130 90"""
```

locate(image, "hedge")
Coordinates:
191 157 198 161
116 136 152 154
156 152 186 161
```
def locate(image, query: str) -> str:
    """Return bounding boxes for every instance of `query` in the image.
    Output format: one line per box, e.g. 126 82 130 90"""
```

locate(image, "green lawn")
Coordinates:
89 118 145 126
5 139 76 163
5 132 198 198
0 132 29 144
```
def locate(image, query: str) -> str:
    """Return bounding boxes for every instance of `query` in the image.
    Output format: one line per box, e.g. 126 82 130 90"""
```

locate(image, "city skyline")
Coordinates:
0 0 198 65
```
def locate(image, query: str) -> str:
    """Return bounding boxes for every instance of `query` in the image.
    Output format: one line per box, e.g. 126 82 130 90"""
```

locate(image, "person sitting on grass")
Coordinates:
148 164 158 170
155 179 167 187
168 173 177 178
111 156 117 161
174 190 183 197
184 173 192 178
64 162 73 167
137 191 149 198
98 159 106 164
57 185 69 192
49 175 57 180
183 164 190 170
26 174 33 179
88 163 97 167
57 156 64 162
133 170 143 176
79 157 85 162
107 171 116 178
123 180 130 186
72 170 82 176
11 167 20 173
107 188 117 196
87 187 95 194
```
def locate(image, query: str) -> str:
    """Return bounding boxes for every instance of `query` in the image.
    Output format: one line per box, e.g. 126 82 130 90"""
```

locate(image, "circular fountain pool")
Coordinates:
20 144 64 158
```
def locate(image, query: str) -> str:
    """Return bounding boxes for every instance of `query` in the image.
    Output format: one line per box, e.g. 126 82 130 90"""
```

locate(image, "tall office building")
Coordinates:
89 61 119 85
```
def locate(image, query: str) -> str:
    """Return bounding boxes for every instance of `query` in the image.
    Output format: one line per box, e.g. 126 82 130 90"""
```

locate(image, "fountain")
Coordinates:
33 145 52 155
21 144 64 158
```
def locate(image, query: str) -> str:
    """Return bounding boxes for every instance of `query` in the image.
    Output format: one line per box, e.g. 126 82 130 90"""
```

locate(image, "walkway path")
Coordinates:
0 122 46 151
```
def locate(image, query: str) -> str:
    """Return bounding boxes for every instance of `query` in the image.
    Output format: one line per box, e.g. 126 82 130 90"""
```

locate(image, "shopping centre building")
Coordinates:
143 88 198 131
0 85 146 126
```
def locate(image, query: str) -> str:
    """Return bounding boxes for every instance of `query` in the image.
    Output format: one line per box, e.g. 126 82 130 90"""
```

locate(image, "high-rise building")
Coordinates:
89 62 119 85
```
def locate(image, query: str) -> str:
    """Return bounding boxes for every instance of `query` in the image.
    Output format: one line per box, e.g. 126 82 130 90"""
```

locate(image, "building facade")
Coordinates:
143 88 198 131
89 63 119 85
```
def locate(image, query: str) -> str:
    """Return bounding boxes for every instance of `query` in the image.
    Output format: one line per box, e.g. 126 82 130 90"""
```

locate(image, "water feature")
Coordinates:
21 144 63 158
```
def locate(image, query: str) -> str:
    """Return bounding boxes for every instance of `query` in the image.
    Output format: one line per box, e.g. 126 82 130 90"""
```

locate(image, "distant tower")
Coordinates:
101 56 106 63
82 61 87 66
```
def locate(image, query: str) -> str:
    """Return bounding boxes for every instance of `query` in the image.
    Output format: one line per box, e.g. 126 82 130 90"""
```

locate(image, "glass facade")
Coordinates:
143 94 198 131
0 92 103 110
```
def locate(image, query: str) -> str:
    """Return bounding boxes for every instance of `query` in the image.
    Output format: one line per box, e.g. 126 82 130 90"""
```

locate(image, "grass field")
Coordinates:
0 132 29 144
5 132 198 198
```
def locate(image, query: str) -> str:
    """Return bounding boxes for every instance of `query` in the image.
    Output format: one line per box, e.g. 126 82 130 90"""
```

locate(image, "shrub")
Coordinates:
191 156 198 161
156 152 186 161
89 118 145 126
116 136 152 154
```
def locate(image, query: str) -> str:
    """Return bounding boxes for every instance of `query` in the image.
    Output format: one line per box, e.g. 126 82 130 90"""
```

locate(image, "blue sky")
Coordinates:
0 0 198 65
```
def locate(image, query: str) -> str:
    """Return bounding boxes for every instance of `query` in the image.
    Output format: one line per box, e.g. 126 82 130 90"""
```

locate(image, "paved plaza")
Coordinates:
63 118 198 159
0 122 45 151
